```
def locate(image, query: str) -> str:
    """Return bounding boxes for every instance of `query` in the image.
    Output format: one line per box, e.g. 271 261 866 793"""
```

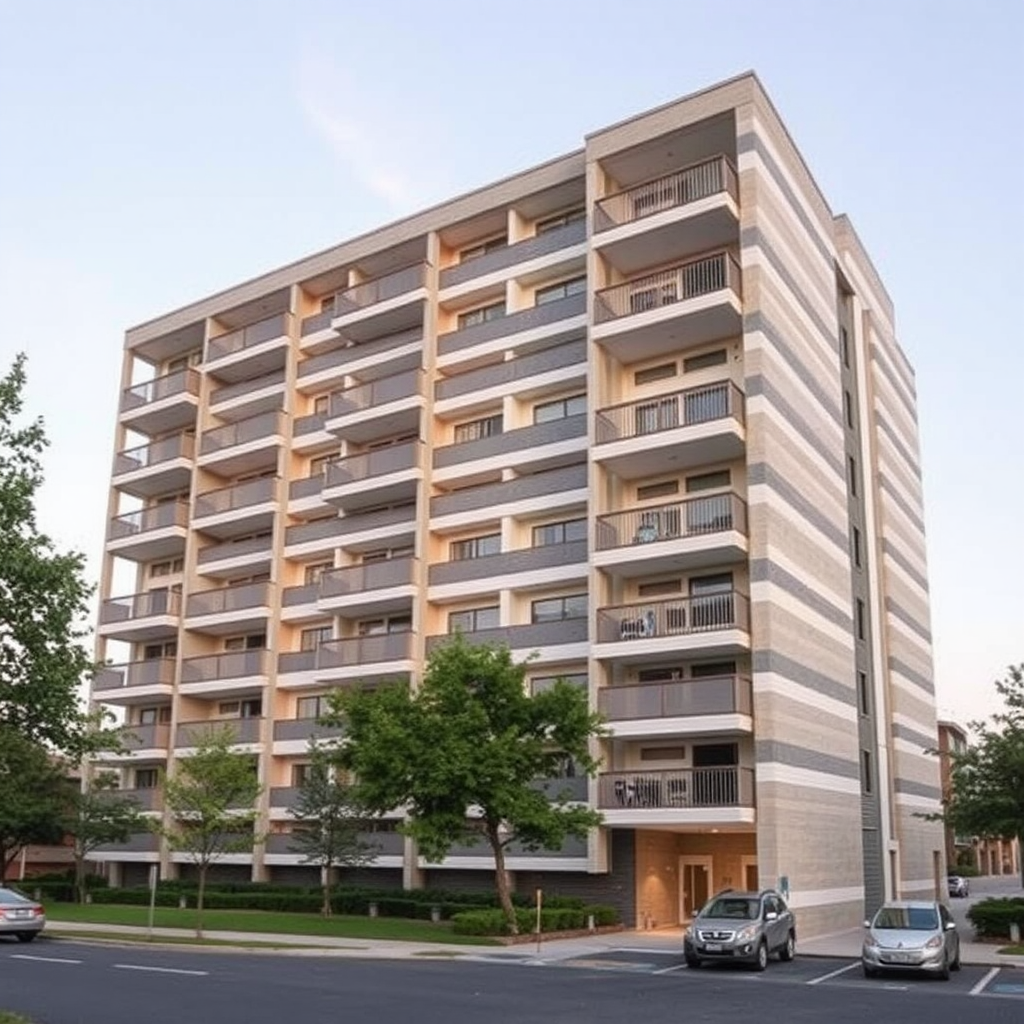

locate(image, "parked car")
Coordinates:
683 890 796 971
947 874 970 898
0 887 46 943
862 900 960 980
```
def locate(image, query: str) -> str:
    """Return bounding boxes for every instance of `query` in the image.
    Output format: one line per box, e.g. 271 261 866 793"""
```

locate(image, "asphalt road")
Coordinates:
3 938 1024 1024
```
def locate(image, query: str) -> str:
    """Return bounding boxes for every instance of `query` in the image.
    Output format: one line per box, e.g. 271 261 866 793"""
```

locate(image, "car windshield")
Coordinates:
873 906 938 930
0 888 32 905
701 897 760 920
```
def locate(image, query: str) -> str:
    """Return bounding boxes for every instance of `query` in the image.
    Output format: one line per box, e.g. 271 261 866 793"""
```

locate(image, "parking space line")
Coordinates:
651 963 688 975
10 954 83 965
970 967 1000 996
806 961 860 985
114 964 209 976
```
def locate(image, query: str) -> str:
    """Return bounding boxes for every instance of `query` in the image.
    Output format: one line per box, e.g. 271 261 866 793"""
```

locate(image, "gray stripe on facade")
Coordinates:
895 778 942 800
876 413 921 477
737 132 834 266
752 649 854 707
755 740 860 780
872 334 918 401
891 722 937 751
882 540 930 594
747 374 845 480
870 344 918 423
750 558 853 631
885 597 932 644
878 474 927 535
740 226 837 350
887 656 935 695
748 462 848 552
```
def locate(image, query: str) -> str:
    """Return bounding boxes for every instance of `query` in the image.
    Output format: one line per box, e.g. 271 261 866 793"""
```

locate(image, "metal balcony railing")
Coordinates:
100 590 182 624
180 649 270 683
324 441 423 488
193 476 277 518
320 557 416 599
175 718 263 747
210 369 286 407
596 591 750 643
599 675 752 721
594 380 744 443
93 658 176 692
114 433 194 475
594 252 741 323
185 582 272 618
298 328 422 375
109 500 189 539
598 767 755 809
334 264 428 315
300 308 335 336
121 368 199 411
595 493 747 550
317 632 413 669
200 411 284 455
207 312 291 361
329 369 424 417
594 155 738 231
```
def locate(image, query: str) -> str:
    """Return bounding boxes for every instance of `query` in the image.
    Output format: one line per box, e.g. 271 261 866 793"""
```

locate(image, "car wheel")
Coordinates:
863 963 877 979
951 941 961 972
15 933 36 944
938 953 950 981
684 954 701 969
752 941 768 972
778 932 796 962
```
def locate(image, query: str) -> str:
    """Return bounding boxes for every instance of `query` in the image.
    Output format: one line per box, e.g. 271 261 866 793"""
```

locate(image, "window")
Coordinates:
861 749 873 793
856 598 866 640
143 641 176 660
224 633 266 651
292 763 314 787
858 671 870 715
309 454 332 477
685 470 730 493
166 351 201 373
640 746 686 762
637 479 679 501
358 615 412 635
304 562 333 585
301 625 333 652
852 526 862 568
313 394 329 416
459 234 507 262
450 534 501 561
319 296 335 314
134 768 159 790
683 349 728 373
536 208 585 234
844 390 854 429
458 301 506 329
361 546 413 564
448 606 500 633
533 394 586 423
691 660 737 678
531 672 587 694
848 455 858 496
638 579 682 597
138 706 171 726
532 518 586 547
531 594 587 623
296 695 330 720
150 558 184 578
218 698 261 718
535 276 586 305
454 414 502 444
689 573 735 630
841 326 850 368
637 666 684 683
635 363 677 389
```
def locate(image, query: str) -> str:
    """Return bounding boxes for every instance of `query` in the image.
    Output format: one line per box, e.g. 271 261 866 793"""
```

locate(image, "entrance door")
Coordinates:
741 855 759 891
679 856 713 921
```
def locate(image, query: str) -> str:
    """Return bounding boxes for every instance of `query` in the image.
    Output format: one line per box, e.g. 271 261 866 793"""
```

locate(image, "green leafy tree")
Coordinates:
289 745 380 916
940 665 1024 888
325 634 605 933
65 771 145 904
0 354 97 756
156 728 262 936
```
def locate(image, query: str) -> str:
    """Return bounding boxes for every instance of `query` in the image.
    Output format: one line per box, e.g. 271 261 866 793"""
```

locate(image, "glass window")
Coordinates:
301 626 332 651
450 534 501 561
685 470 730 493
533 394 586 424
304 562 333 585
459 235 507 262
535 276 586 306
313 394 329 415
531 672 587 694
454 414 502 444
533 518 586 547
637 480 679 501
531 594 587 623
634 362 676 386
683 349 727 372
458 301 506 329
296 695 327 720
309 454 332 477
536 208 585 234
448 606 500 633
135 769 159 790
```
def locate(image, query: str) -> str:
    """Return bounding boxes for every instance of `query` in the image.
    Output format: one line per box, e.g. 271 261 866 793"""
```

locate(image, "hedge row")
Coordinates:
451 905 618 936
967 898 1024 939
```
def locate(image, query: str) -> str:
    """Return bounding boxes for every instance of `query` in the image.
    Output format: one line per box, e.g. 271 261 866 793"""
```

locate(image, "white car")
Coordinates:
0 887 47 943
862 900 960 980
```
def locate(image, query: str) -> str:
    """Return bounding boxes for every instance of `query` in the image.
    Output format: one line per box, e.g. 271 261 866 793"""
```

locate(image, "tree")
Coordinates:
0 728 67 881
940 665 1024 888
288 745 380 916
157 728 262 937
65 771 145 904
0 354 97 756
325 634 605 933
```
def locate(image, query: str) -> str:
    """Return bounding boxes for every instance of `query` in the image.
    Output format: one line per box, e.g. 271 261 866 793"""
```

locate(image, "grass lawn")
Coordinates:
998 944 1024 955
45 929 345 950
0 1014 34 1024
44 903 498 946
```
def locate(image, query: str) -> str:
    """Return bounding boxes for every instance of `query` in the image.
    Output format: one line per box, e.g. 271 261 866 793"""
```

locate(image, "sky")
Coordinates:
0 0 1021 727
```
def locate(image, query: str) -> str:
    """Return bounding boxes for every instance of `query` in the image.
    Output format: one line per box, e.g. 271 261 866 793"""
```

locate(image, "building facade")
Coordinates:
91 72 944 936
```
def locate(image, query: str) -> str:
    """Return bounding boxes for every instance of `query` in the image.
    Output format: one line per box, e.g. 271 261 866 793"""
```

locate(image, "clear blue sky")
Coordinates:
1 0 1021 726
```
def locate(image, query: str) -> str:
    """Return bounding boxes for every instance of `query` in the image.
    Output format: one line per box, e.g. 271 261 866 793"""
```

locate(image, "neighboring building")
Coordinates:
90 71 943 936
937 719 1022 878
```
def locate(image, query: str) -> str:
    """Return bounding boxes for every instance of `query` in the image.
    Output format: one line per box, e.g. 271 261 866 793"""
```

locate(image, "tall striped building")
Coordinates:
91 72 943 936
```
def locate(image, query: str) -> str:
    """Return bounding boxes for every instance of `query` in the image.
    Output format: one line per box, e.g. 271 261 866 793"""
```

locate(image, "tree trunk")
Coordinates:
486 822 517 935
74 851 87 905
1019 831 1024 891
321 864 333 917
196 863 207 939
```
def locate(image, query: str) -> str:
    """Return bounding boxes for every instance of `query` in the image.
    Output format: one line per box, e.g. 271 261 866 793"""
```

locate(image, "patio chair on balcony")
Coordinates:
620 610 656 640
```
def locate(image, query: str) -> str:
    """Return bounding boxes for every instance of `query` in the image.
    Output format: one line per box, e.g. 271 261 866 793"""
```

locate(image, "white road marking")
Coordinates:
806 961 860 985
651 963 689 975
970 967 1000 996
114 964 209 976
10 954 83 965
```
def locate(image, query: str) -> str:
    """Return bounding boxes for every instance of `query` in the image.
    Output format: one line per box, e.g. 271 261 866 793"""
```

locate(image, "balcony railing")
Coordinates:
93 658 176 692
194 476 277 518
121 368 199 411
317 632 413 669
429 539 587 586
272 718 344 742
320 557 416 598
298 328 421 376
594 156 738 231
175 718 263 747
200 411 284 455
435 339 585 402
210 369 286 407
284 516 344 547
335 264 428 315
595 493 747 550
100 590 182 624
325 441 423 488
595 381 744 443
196 534 272 565
598 767 754 809
426 619 589 654
264 830 403 856
117 723 171 752
120 788 164 813
289 474 325 501
599 675 752 721
294 412 328 437
109 500 189 540
114 434 194 476
437 292 586 356
300 308 335 336
434 414 586 469
185 582 272 618
430 463 587 518
207 312 291 361
180 649 270 683
594 252 741 324
596 592 749 643
329 369 424 417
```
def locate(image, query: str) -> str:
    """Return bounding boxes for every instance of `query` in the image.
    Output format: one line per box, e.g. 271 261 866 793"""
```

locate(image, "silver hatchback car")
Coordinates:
0 887 47 943
862 900 960 980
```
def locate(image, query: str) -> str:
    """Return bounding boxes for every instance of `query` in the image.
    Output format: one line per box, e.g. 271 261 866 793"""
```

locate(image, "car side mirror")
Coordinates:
765 911 778 922
863 920 872 929
945 921 957 931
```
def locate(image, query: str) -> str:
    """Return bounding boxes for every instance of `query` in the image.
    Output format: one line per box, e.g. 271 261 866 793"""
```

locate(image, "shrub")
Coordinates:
451 904 619 935
967 898 1024 938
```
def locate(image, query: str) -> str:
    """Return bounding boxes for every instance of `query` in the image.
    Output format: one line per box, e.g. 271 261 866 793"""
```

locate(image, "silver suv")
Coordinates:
684 890 796 971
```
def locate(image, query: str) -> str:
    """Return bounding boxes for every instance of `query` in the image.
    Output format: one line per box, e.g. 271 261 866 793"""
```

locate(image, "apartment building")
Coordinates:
90 72 943 936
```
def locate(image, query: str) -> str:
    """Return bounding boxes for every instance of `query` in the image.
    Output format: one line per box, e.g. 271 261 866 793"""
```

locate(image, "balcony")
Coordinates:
593 381 745 479
598 767 755 823
331 264 429 343
264 829 403 858
283 514 345 556
298 327 422 382
206 312 291 382
436 292 587 369
198 410 285 477
326 369 425 444
107 500 189 561
98 590 181 643
593 157 739 273
120 368 200 435
179 649 270 695
175 718 263 748
184 581 273 635
292 412 331 455
272 717 344 749
599 675 753 736
119 788 164 813
209 369 287 422
593 592 750 662
93 832 161 856
322 440 424 512
193 476 277 537
426 619 588 660
280 583 321 623
106 724 172 759
319 557 417 617
428 539 587 599
92 658 176 704
592 252 742 363
288 473 330 519
594 493 748 576
195 534 273 579
313 632 415 683
112 433 194 499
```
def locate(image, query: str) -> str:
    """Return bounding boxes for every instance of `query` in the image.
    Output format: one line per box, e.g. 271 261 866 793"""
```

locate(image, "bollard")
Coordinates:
587 914 596 933
430 906 441 923
179 895 187 910
85 893 93 905
368 901 379 918
1011 923 1021 944
33 889 41 901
